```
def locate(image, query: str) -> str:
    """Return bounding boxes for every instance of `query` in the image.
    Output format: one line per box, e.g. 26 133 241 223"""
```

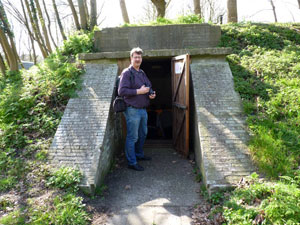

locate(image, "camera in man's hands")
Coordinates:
145 84 154 95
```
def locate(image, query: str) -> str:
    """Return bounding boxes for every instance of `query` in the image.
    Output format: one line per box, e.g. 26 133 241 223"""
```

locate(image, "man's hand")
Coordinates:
149 91 156 99
137 85 150 95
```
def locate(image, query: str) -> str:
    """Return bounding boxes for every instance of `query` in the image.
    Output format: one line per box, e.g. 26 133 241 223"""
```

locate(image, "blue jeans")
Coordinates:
123 107 148 165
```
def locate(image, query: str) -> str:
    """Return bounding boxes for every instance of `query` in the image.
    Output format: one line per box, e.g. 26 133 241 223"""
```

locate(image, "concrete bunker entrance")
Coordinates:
119 55 192 157
49 24 256 194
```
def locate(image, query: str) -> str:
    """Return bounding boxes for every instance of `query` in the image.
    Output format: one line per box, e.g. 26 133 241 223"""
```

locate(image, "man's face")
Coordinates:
131 53 142 68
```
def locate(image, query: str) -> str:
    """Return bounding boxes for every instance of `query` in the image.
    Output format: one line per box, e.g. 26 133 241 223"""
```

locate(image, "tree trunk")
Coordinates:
151 0 166 18
0 29 19 71
269 0 278 22
90 0 97 28
20 0 38 63
193 0 201 16
227 0 238 23
42 0 57 48
67 0 81 30
0 52 7 76
298 0 300 9
0 2 19 66
84 0 89 25
0 1 19 71
29 35 37 64
34 0 52 53
24 0 48 58
119 0 130 23
78 0 88 30
51 0 67 40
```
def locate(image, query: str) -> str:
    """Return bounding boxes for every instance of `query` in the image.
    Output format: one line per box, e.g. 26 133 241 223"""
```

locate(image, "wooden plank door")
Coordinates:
171 54 190 157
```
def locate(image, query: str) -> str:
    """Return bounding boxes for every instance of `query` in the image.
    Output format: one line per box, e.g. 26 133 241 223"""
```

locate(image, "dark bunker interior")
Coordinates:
140 58 173 140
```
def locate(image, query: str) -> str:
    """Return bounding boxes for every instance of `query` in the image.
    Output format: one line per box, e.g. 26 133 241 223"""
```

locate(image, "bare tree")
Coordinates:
78 0 88 29
24 0 48 57
193 0 201 16
42 0 57 48
67 0 81 30
0 0 19 71
34 0 52 53
90 0 97 28
141 0 157 23
269 0 278 22
20 0 37 63
83 0 89 25
52 0 66 40
150 0 172 18
119 0 130 23
298 0 300 8
0 52 6 76
227 0 237 22
0 29 19 71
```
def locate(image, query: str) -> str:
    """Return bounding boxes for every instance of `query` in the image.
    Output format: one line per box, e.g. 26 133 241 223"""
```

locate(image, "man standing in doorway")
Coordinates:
118 47 156 171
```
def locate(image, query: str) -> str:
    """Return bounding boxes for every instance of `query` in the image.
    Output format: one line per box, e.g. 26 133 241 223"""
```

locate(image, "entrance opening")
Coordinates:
141 58 172 140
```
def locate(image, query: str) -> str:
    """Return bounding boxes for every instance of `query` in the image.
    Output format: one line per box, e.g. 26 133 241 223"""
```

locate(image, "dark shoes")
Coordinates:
128 164 144 171
137 156 152 161
128 156 151 171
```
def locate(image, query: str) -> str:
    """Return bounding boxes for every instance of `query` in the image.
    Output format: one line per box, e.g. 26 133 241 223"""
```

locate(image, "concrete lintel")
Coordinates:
78 48 232 61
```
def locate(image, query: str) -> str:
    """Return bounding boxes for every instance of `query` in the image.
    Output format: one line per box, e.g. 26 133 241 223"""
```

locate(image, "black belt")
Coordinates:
128 105 146 109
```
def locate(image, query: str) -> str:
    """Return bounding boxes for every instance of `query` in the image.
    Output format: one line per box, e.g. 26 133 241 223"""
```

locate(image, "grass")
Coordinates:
219 22 300 177
0 30 93 224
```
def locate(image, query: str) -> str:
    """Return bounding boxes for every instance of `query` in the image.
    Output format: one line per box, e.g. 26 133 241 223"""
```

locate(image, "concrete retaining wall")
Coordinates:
94 24 221 52
190 56 256 193
48 61 123 194
49 45 256 194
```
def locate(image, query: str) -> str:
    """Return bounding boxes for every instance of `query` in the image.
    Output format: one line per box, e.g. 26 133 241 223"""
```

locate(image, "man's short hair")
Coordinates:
130 47 143 57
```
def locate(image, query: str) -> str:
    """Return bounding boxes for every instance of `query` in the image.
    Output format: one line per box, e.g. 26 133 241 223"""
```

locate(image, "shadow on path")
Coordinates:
87 147 201 225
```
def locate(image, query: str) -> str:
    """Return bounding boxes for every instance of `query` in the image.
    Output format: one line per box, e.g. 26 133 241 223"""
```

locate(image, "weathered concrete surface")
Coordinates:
94 147 200 225
94 24 221 52
48 61 124 194
79 48 232 60
191 57 257 193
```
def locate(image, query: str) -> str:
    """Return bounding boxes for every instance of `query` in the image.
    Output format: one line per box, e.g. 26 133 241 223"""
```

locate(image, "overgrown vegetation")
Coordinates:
219 23 300 178
223 172 300 224
216 23 300 224
0 31 93 224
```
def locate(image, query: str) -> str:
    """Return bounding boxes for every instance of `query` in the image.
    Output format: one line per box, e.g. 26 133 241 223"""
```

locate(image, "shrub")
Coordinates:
60 31 94 57
46 167 82 192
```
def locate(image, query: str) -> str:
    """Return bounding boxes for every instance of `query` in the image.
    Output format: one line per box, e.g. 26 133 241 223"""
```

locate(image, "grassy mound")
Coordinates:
217 22 300 224
219 23 300 177
0 31 93 224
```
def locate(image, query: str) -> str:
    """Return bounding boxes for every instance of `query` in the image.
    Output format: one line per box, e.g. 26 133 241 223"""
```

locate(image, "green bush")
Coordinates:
47 167 82 192
60 31 94 57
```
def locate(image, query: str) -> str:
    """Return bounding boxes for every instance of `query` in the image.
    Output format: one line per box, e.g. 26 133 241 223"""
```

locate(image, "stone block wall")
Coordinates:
190 56 257 193
48 61 123 194
94 24 221 52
